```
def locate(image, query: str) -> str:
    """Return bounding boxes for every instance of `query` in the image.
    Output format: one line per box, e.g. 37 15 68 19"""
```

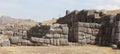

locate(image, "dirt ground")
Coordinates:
0 45 120 54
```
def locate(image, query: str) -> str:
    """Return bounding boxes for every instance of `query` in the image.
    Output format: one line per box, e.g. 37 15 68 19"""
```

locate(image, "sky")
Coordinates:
0 0 120 22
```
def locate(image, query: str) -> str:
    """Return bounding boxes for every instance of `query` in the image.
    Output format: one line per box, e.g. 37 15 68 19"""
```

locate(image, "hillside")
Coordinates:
106 9 120 14
41 18 57 25
0 16 37 26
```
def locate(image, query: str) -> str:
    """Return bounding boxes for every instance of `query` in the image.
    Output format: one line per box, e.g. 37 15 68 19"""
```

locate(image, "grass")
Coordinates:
0 45 120 54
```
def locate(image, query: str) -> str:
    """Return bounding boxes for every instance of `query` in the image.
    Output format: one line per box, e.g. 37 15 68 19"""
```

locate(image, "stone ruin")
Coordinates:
56 9 120 48
0 9 120 49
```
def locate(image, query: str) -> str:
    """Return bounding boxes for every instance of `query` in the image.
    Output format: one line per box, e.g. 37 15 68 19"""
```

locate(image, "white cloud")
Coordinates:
0 0 26 17
110 0 120 3
84 0 120 10
51 0 76 5
87 0 119 3
0 1 25 9
62 0 76 4
95 5 120 10
0 1 17 7
87 0 104 2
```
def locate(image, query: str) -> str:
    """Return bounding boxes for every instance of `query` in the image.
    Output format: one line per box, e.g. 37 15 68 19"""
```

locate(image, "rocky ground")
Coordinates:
0 45 120 54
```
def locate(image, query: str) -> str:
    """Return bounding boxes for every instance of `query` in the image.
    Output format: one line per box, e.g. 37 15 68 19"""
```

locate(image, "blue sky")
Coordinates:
0 0 120 22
